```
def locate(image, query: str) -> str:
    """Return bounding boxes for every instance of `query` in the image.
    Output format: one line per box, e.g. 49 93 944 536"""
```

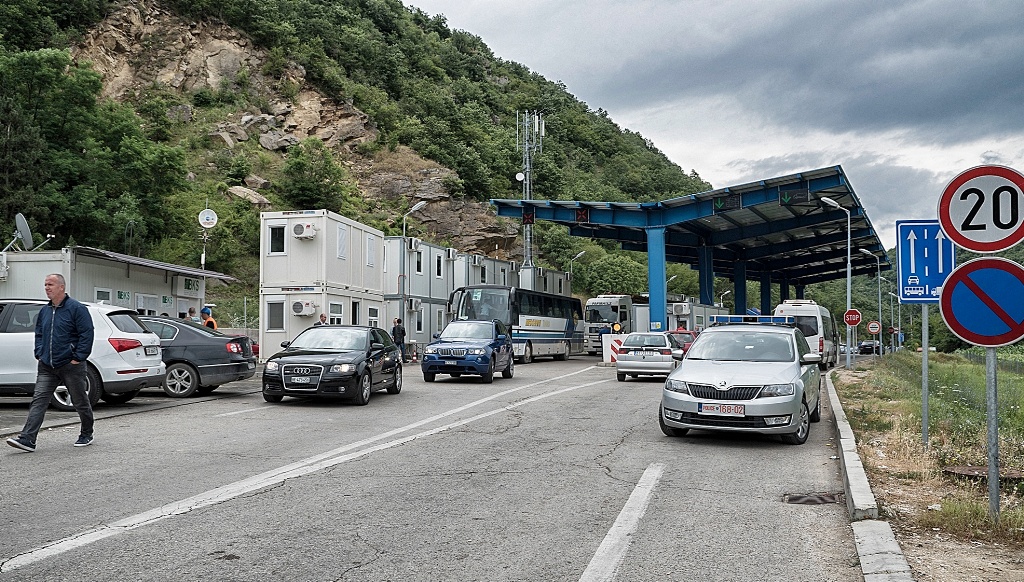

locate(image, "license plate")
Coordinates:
145 346 158 356
698 403 745 416
444 360 458 366
291 376 311 384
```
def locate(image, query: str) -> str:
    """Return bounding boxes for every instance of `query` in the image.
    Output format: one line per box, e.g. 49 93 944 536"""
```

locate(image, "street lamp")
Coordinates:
821 196 852 368
860 249 882 360
569 250 586 274
401 200 428 326
719 289 731 308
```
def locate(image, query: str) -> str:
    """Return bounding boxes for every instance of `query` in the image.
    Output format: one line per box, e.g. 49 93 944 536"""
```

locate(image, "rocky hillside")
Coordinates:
71 0 521 258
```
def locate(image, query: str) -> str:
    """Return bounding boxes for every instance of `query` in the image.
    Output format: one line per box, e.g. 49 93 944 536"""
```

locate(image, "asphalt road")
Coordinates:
0 357 862 581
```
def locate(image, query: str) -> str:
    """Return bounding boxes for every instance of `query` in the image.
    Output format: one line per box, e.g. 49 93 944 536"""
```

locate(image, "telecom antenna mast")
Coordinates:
516 110 544 268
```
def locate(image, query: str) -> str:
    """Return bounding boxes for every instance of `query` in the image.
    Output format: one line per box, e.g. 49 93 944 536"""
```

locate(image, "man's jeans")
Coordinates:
19 361 93 445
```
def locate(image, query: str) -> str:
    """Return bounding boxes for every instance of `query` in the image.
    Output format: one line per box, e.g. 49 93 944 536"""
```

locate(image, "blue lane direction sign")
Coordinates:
896 220 956 303
939 257 1024 347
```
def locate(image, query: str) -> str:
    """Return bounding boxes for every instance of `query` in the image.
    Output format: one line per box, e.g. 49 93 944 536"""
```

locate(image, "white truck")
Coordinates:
583 294 728 354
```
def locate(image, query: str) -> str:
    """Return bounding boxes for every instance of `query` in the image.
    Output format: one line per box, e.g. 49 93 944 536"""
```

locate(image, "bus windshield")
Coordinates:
458 288 511 323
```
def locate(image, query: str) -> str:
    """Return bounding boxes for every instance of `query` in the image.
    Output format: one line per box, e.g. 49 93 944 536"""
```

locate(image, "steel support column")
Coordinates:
795 284 805 300
733 261 747 315
760 271 773 315
697 243 714 306
646 227 668 331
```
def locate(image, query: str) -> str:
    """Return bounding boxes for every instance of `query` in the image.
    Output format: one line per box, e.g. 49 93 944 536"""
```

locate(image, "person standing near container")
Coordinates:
7 273 95 452
200 307 218 330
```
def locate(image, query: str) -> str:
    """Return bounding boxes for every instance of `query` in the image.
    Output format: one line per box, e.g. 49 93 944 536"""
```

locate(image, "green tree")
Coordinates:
279 138 348 209
583 254 648 296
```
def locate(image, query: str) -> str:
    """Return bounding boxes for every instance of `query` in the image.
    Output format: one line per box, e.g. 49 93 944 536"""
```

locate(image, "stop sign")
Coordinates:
867 321 881 334
844 309 862 326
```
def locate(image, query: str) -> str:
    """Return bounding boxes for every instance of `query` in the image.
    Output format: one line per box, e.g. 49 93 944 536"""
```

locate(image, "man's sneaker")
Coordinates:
6 437 36 452
73 435 94 447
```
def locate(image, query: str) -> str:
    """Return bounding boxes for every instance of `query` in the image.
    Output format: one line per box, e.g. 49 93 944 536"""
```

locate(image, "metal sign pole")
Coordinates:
986 347 1000 520
922 305 929 448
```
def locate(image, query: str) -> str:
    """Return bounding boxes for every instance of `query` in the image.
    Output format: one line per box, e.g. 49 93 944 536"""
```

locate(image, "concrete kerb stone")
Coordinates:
827 372 913 581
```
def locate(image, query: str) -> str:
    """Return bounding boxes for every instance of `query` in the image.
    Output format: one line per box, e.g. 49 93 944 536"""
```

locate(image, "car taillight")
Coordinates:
108 338 143 353
819 337 824 353
226 342 243 354
659 349 672 355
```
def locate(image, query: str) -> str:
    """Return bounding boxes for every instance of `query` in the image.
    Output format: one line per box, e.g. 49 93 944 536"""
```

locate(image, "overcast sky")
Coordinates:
409 0 1024 250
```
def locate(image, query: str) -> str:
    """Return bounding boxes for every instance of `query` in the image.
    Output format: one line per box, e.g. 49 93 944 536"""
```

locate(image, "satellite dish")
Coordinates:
515 172 525 182
3 213 33 252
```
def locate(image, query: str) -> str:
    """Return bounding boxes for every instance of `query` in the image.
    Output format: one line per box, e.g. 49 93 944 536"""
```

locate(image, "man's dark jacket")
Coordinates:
35 295 94 368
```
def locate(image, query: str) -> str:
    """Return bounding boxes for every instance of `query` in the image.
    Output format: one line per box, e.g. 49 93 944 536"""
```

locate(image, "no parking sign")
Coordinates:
939 257 1024 347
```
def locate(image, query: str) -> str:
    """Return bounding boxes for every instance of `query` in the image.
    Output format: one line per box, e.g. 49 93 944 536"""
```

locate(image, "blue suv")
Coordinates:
421 320 514 383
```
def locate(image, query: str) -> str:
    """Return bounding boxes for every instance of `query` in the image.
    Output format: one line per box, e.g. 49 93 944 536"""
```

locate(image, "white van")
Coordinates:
773 299 838 369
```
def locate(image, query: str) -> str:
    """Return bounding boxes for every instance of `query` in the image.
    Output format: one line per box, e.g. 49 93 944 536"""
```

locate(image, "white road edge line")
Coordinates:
214 407 270 417
2 367 603 572
578 463 666 582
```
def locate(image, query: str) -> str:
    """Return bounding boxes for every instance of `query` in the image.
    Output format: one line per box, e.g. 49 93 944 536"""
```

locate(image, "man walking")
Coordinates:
391 318 407 362
7 274 95 452
200 307 217 330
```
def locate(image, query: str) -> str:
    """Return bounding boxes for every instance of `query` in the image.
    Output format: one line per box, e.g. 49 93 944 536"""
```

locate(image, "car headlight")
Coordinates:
424 346 437 354
330 364 356 373
265 361 279 372
759 383 795 397
665 378 690 394
468 348 486 355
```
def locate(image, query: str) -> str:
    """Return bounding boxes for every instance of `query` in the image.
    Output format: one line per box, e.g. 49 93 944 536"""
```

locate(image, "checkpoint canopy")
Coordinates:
491 165 890 329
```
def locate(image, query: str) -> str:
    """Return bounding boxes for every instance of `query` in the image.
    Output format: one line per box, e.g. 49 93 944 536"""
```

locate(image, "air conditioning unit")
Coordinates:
291 300 317 316
672 303 690 315
407 237 422 251
292 223 317 239
406 298 422 311
470 255 482 266
446 248 459 260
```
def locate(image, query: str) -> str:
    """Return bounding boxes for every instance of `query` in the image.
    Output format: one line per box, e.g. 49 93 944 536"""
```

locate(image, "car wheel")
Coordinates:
519 342 533 364
502 357 514 379
101 389 140 405
51 365 102 411
553 341 569 361
616 372 626 382
355 373 372 405
196 385 219 396
809 383 822 423
163 363 200 398
387 365 403 394
423 372 436 382
659 406 688 437
481 360 494 383
263 392 283 403
780 401 810 445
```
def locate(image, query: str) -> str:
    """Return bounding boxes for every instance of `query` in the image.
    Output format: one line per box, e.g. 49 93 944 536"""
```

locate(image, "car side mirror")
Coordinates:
801 353 822 364
433 333 441 339
280 341 290 348
496 334 507 341
671 349 685 361
371 342 385 351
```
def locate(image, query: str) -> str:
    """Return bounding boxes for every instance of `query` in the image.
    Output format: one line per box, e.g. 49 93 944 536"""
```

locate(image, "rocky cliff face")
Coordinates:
72 0 520 259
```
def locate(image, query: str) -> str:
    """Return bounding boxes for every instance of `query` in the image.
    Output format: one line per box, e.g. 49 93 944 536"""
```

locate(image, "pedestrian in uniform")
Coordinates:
200 307 217 330
391 318 407 362
7 274 95 452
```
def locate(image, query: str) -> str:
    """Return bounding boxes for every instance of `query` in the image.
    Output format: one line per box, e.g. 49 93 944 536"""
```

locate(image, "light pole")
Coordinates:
719 289 731 308
888 291 898 353
569 250 586 275
821 196 852 368
401 201 427 325
860 249 882 360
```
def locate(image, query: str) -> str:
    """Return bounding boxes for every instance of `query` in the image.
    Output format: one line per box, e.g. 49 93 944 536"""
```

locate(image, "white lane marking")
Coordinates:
214 407 269 417
2 368 603 572
579 463 666 582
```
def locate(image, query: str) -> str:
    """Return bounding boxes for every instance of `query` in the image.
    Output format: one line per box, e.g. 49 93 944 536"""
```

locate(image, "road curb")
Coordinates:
827 372 913 581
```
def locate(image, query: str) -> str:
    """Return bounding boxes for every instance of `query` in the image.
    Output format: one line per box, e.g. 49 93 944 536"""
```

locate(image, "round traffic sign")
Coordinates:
867 321 881 334
844 309 862 326
937 165 1024 253
940 257 1024 347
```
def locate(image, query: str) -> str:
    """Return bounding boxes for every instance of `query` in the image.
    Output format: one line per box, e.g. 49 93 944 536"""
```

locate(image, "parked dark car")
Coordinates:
421 320 514 383
262 325 402 405
140 316 256 397
858 340 881 355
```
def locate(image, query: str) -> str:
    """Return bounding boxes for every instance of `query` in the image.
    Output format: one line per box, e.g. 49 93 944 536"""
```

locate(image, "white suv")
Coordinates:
0 299 165 410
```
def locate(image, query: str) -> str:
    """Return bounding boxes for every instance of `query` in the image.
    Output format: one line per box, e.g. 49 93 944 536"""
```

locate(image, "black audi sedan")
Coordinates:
139 316 256 397
262 325 402 405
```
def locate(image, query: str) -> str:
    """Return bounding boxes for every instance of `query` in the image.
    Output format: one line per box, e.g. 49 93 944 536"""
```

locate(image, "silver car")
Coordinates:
659 323 821 445
616 332 684 381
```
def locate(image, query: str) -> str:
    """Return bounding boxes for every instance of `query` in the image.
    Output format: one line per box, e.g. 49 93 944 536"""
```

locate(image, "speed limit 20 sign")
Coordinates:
937 165 1024 253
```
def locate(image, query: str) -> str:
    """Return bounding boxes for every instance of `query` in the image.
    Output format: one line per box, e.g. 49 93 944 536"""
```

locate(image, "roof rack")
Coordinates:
708 315 796 327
